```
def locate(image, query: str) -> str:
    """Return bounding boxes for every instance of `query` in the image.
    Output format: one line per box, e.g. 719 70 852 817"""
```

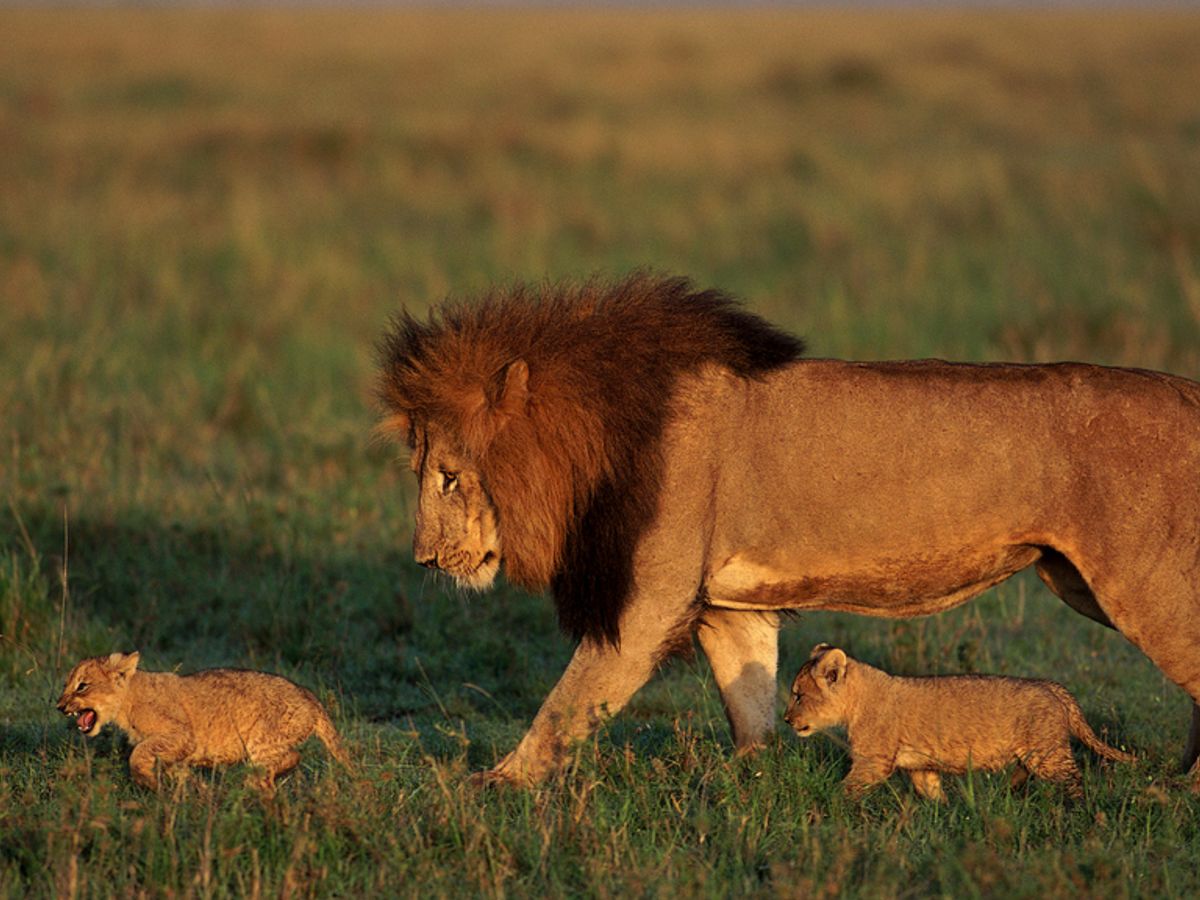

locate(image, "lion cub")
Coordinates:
784 644 1134 801
57 652 350 791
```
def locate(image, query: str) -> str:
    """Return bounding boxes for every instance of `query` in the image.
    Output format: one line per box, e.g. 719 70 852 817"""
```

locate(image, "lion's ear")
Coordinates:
374 412 412 447
489 359 529 418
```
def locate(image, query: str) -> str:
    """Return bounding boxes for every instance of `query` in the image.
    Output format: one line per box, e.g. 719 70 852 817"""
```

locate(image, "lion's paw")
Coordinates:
467 766 526 790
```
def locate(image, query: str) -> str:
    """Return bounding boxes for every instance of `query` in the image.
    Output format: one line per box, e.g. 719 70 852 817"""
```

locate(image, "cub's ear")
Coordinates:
816 648 847 687
489 359 529 418
108 651 140 677
809 642 833 660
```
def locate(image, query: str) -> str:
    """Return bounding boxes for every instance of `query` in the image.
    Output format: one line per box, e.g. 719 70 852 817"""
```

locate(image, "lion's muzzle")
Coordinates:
416 544 500 589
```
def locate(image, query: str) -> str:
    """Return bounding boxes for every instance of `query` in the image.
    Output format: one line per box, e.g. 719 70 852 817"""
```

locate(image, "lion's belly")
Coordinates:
705 543 1042 617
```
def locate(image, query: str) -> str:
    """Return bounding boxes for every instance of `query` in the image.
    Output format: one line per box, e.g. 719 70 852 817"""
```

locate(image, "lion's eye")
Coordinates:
441 471 459 493
76 682 88 693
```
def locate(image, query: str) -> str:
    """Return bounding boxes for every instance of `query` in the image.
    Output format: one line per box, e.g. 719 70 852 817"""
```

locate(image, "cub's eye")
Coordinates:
440 471 459 493
76 682 88 693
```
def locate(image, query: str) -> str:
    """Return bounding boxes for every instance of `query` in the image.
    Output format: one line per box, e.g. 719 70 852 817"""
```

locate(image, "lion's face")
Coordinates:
783 645 849 737
411 425 502 589
56 652 138 738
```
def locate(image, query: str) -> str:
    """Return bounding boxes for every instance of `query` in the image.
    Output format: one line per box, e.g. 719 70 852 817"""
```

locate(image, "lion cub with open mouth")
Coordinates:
785 644 1134 801
57 652 350 791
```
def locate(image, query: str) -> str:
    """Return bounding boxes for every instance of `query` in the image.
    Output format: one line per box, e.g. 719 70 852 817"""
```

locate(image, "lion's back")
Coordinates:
702 358 1200 569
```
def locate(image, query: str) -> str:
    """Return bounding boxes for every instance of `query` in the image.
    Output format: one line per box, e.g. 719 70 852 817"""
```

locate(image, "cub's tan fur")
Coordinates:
57 652 350 791
784 644 1135 801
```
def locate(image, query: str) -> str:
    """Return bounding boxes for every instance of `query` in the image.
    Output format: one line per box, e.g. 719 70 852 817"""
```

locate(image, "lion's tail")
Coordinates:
1047 682 1137 764
312 705 354 771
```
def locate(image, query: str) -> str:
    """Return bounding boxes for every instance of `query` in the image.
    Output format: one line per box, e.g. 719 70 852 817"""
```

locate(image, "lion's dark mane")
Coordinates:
378 273 804 646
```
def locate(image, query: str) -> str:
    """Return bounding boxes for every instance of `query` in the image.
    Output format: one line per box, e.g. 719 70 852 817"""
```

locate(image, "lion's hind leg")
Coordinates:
1078 571 1200 783
1037 548 1200 783
1185 704 1200 777
1034 549 1113 629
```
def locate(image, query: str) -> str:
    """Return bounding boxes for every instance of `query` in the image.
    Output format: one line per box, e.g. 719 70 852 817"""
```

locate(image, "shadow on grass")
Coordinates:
8 504 570 738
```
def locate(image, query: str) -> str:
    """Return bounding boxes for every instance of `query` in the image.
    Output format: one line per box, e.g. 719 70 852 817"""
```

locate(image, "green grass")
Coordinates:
2 7 1200 897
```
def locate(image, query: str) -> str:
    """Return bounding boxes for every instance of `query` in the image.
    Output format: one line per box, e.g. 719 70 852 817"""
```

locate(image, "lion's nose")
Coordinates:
413 531 439 570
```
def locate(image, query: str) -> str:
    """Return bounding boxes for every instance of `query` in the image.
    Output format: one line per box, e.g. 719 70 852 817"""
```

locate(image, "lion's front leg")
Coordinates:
696 608 780 753
481 594 700 786
482 639 665 786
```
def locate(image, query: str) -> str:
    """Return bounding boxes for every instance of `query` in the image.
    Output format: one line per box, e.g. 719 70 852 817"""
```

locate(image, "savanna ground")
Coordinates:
2 7 1200 897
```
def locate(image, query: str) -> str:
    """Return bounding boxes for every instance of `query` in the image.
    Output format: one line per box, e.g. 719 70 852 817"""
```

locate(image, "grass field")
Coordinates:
3 7 1200 897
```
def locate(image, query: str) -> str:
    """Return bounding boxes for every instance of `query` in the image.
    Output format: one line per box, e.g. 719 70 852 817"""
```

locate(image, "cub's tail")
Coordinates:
1048 683 1136 764
312 706 353 770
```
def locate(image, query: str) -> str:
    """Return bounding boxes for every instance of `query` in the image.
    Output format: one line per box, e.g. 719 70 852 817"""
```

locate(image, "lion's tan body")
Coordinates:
699 359 1193 625
57 653 350 790
378 275 1200 786
784 645 1135 801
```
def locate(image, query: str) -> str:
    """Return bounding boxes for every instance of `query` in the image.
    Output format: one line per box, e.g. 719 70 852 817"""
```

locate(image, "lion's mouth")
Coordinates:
447 550 500 587
792 724 813 737
66 708 98 735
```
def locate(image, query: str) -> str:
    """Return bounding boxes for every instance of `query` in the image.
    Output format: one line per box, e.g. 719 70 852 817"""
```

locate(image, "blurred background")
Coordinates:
4 3 1200 710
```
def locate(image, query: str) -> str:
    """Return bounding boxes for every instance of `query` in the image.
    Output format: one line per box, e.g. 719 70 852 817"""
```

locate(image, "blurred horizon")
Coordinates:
5 0 1200 7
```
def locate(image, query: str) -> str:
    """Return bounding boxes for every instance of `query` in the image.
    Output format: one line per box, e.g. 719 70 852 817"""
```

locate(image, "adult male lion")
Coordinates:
377 273 1200 786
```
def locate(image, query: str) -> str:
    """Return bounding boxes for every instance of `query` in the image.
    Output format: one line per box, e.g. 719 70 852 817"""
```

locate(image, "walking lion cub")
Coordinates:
784 644 1134 801
57 652 350 791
